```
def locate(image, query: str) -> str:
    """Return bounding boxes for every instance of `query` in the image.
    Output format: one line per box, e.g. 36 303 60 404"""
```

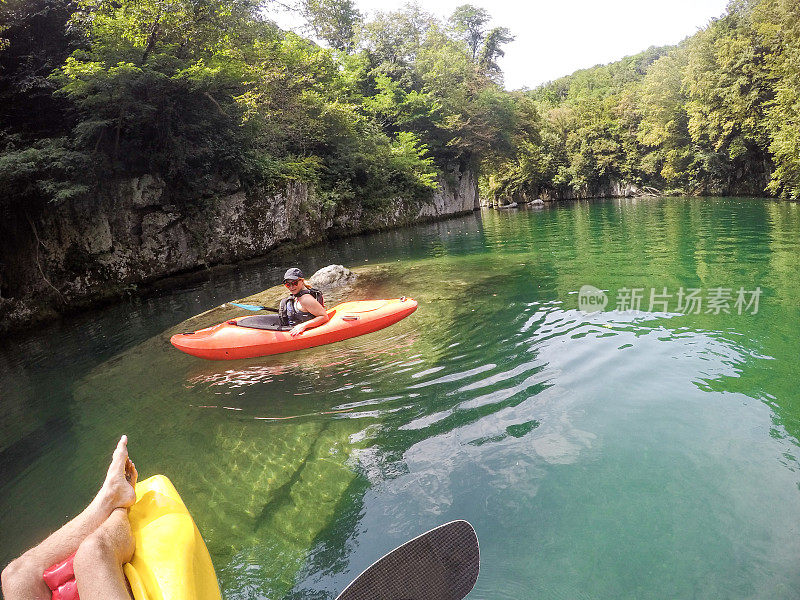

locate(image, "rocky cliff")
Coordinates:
0 168 477 332
484 171 772 207
484 178 646 207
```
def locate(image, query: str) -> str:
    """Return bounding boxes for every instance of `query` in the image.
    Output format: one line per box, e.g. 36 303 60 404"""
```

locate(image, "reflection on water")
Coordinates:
2 199 800 599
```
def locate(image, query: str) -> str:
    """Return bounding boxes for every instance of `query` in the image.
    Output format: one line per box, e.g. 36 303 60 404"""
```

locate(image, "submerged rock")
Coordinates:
308 264 356 288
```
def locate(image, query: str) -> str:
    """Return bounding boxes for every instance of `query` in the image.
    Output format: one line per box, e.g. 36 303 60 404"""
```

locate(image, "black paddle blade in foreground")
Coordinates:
335 520 480 600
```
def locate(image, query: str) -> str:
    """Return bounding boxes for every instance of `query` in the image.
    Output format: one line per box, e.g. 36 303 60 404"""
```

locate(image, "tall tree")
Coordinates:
636 47 693 188
478 26 513 80
448 4 489 61
359 4 435 68
357 3 439 99
301 0 361 53
682 8 773 193
752 0 800 198
54 0 272 182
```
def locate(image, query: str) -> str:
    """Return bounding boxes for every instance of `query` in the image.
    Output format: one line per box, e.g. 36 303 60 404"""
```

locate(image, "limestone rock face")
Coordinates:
483 179 645 206
538 180 643 201
123 174 166 208
420 169 479 217
1 166 478 332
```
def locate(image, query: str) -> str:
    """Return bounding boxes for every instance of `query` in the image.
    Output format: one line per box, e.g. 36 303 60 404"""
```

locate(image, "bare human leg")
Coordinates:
74 508 135 600
1 435 138 600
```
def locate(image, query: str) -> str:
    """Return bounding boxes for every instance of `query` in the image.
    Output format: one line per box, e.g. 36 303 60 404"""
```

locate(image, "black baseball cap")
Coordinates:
283 267 304 281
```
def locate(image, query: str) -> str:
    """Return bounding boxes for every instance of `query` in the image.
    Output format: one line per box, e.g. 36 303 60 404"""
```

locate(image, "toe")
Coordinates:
112 435 128 461
125 459 138 486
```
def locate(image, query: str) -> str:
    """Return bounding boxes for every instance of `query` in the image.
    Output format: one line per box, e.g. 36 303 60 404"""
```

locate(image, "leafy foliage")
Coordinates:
301 0 361 52
478 27 514 80
0 0 80 138
489 0 800 202
752 0 800 198
3 0 800 226
448 4 489 61
0 136 91 210
1 0 523 215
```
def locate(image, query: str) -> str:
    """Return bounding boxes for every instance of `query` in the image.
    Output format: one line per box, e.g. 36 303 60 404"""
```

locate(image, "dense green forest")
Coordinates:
1 0 799 223
0 0 521 216
492 0 800 201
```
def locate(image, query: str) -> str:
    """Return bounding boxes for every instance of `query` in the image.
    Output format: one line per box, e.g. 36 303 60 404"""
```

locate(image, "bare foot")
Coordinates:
97 436 138 511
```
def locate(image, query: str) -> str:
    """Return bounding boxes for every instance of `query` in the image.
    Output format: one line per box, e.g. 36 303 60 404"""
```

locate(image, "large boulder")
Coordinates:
308 264 356 288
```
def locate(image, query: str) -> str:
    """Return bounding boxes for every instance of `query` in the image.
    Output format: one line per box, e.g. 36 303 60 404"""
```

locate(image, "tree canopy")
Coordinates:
0 0 523 215
487 0 800 202
2 0 799 225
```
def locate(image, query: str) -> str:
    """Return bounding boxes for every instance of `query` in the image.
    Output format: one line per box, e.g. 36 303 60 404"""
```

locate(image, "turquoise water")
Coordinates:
2 198 800 599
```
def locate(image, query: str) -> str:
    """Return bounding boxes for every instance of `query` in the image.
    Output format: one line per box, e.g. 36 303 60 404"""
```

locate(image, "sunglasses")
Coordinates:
284 279 302 286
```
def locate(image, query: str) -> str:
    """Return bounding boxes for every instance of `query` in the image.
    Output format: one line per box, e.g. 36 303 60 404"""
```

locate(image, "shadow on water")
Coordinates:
252 421 331 534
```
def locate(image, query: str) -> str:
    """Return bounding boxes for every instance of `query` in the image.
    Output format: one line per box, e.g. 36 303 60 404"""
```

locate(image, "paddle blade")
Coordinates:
228 302 279 312
335 520 479 600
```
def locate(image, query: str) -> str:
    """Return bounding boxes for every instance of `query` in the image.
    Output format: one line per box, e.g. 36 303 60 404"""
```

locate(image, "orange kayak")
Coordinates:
171 297 417 360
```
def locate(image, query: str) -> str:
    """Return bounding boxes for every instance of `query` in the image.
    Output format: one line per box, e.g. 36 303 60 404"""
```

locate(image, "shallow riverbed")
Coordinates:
2 197 800 599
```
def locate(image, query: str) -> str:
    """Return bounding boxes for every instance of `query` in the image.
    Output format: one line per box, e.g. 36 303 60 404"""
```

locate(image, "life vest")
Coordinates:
279 287 324 326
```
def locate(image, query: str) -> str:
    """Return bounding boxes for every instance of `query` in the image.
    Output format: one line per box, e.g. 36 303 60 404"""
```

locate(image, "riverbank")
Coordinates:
0 168 477 336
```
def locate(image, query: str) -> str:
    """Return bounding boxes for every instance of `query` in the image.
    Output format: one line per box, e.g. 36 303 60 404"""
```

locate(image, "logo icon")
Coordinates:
578 285 608 313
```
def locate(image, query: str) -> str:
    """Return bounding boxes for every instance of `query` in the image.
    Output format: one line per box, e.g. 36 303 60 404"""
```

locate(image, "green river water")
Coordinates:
2 197 800 599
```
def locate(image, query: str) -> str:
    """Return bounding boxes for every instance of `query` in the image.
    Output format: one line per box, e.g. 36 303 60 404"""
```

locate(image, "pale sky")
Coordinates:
267 0 731 90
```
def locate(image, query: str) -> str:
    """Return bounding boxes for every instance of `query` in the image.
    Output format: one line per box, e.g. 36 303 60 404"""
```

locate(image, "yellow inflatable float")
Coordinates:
43 475 221 600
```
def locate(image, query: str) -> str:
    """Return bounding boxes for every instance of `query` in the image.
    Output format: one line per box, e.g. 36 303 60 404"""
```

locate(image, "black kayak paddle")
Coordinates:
335 520 480 600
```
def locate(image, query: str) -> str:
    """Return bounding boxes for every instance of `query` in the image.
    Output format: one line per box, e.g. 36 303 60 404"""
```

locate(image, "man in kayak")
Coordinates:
1 436 138 600
280 267 330 337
